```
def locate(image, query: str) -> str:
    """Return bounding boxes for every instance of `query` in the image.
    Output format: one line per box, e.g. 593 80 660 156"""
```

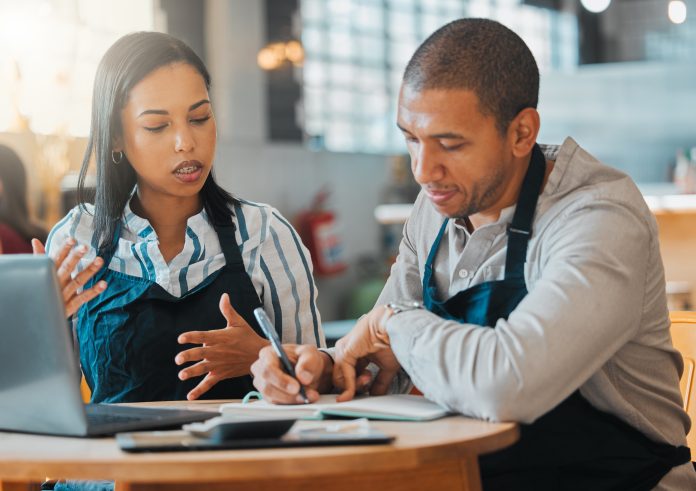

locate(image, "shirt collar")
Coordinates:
539 136 578 198
122 188 212 241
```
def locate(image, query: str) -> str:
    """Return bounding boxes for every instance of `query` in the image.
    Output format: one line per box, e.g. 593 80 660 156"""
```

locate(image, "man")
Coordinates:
251 19 696 489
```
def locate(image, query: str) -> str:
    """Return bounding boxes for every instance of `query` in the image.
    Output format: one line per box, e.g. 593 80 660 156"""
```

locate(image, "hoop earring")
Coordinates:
111 150 123 165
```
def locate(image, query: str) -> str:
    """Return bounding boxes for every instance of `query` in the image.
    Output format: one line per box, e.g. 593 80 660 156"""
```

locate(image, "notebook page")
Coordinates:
220 394 343 419
322 395 448 421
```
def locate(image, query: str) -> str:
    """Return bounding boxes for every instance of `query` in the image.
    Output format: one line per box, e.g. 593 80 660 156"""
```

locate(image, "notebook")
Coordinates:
220 394 449 422
0 255 217 437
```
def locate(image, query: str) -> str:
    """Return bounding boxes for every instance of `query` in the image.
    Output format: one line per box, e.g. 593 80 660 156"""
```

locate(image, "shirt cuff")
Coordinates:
385 309 433 384
318 347 335 363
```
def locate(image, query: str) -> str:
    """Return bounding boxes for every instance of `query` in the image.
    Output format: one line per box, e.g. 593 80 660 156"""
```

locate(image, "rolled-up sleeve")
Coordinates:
386 199 652 423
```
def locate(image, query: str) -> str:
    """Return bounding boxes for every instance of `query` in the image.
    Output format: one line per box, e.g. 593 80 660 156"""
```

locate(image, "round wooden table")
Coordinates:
0 400 518 491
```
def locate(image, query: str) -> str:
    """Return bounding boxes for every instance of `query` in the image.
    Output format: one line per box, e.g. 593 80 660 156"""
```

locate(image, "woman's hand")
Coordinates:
251 344 334 404
32 238 107 318
176 293 271 400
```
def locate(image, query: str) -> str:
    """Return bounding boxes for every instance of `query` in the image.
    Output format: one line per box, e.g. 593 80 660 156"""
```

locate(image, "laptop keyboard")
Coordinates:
86 411 149 425
83 403 216 435
85 403 166 426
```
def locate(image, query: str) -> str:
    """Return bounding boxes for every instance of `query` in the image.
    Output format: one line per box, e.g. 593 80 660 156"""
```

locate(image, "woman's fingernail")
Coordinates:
67 238 76 246
286 381 299 392
98 281 107 289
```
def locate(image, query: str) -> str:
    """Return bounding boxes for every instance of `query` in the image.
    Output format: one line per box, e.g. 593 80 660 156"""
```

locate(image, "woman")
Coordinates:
45 31 323 405
0 145 47 253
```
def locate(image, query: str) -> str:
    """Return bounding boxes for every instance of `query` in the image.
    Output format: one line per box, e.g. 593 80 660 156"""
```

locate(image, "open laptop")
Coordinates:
0 255 217 437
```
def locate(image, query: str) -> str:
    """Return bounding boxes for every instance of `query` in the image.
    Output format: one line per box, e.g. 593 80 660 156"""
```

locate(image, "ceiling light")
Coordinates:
668 0 687 24
580 0 612 14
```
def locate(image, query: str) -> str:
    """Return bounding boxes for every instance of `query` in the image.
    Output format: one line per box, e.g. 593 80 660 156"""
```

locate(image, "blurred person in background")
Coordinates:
0 144 47 253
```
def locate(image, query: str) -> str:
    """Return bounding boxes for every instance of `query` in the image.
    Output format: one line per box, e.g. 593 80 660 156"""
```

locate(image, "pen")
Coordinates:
253 307 310 404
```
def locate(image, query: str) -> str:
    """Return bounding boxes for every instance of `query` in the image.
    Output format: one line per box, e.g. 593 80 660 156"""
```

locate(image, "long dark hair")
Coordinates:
0 145 47 243
78 31 237 256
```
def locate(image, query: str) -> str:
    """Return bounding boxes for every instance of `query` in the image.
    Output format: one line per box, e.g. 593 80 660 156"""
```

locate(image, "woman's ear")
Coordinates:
111 135 123 152
508 108 540 159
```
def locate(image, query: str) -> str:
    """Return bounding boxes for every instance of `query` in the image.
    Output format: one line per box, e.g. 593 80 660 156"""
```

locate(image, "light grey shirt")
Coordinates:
379 137 696 489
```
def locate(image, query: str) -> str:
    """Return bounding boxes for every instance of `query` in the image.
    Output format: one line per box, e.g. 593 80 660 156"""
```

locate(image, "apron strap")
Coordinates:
92 220 122 284
504 144 546 280
214 224 244 268
422 219 449 301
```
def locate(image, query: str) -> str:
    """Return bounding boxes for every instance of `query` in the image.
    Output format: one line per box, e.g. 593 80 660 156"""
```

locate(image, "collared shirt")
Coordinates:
379 137 696 489
46 198 324 347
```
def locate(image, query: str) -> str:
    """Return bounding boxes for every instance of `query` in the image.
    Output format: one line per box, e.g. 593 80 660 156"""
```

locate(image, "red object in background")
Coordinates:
295 189 347 277
0 223 32 254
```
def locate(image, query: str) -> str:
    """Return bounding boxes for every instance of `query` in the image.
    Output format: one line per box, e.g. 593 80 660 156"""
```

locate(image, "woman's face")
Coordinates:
117 62 216 202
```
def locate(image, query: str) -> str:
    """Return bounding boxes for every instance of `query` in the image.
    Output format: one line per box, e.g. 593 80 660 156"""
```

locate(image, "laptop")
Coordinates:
0 255 217 437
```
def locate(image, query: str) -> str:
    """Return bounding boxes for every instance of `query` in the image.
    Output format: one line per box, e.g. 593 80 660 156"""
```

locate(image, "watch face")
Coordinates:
389 301 424 313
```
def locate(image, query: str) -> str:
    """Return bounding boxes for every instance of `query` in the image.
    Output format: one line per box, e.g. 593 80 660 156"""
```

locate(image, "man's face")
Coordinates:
396 85 515 219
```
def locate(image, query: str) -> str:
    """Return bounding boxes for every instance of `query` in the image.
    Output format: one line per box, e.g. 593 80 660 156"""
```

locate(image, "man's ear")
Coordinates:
508 108 540 159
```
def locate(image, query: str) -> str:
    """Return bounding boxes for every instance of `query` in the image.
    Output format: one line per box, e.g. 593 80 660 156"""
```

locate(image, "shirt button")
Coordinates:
458 269 469 278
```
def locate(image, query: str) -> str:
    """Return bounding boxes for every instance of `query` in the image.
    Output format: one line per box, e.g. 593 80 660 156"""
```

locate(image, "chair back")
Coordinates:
80 375 91 403
670 311 696 459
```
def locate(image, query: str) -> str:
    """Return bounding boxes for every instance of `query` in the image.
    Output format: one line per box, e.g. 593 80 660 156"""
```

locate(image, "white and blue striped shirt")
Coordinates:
46 198 324 347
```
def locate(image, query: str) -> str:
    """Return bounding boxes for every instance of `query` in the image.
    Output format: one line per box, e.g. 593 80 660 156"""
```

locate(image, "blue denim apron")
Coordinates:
422 144 690 490
77 221 264 403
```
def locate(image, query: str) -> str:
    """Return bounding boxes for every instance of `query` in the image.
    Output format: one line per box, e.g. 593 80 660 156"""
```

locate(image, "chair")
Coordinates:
80 375 91 403
670 311 696 460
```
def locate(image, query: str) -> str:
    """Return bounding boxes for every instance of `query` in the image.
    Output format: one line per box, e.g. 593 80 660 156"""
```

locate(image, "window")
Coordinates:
300 0 578 154
0 0 158 137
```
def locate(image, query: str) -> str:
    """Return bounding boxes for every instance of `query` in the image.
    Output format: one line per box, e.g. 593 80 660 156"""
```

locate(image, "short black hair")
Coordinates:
403 18 539 134
78 31 237 256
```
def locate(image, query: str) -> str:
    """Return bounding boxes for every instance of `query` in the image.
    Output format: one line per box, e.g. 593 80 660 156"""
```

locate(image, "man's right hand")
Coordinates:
250 344 334 404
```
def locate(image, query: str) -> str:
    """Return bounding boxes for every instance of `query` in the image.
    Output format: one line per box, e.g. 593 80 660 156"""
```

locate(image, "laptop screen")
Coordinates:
0 255 88 435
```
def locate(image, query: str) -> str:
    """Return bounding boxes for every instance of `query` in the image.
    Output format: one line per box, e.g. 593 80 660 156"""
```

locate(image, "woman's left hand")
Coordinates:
176 293 270 400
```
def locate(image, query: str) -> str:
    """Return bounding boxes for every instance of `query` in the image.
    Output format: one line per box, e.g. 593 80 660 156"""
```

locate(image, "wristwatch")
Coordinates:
377 300 424 344
386 300 424 316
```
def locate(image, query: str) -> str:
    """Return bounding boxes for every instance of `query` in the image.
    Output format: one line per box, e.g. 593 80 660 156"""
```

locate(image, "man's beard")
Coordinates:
450 166 507 219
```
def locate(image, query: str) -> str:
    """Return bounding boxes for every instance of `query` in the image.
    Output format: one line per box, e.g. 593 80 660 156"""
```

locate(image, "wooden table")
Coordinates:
0 400 518 491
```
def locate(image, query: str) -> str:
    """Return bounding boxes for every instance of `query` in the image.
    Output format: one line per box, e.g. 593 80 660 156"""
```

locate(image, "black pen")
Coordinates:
253 307 310 404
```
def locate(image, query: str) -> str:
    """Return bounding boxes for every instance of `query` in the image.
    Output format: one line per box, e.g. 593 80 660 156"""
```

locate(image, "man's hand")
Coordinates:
176 293 270 400
251 344 333 404
33 238 107 318
333 305 402 402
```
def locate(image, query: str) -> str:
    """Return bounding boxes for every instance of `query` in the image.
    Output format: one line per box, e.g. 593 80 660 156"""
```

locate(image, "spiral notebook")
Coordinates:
220 394 449 422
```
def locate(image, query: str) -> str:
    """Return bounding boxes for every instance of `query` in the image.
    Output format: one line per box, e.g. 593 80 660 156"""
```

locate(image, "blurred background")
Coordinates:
1 0 695 329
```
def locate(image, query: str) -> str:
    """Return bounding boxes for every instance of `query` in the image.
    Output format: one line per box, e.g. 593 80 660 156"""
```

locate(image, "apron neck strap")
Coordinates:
97 220 122 269
422 218 449 294
504 143 547 280
213 223 244 267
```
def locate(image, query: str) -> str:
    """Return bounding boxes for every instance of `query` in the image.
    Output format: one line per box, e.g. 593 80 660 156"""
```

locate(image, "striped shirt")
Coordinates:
46 198 324 347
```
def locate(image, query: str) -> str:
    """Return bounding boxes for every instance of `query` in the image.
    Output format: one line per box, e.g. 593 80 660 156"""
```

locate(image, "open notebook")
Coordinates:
220 394 449 422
